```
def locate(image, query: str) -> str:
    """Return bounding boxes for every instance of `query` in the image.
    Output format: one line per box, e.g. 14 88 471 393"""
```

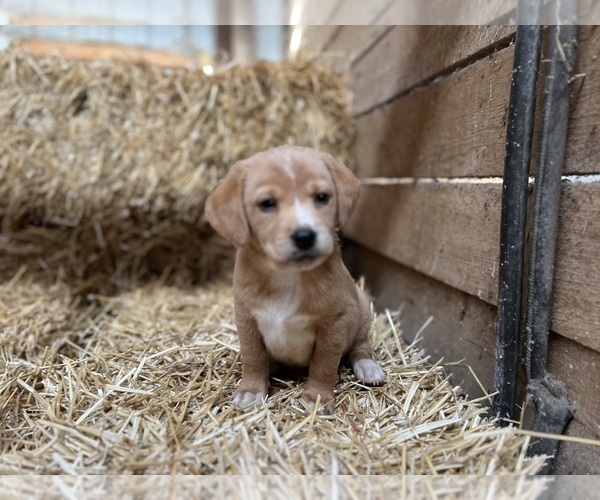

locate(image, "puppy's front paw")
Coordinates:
303 387 336 414
353 359 385 386
232 390 267 409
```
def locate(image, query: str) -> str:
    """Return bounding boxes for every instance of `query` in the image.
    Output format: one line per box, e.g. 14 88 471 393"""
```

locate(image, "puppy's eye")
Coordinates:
314 192 330 205
258 198 277 211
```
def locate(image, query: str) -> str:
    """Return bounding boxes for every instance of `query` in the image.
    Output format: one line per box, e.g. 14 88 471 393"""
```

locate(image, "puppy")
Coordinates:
205 145 385 413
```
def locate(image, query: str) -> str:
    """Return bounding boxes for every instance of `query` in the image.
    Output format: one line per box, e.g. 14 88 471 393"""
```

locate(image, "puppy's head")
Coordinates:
205 146 360 270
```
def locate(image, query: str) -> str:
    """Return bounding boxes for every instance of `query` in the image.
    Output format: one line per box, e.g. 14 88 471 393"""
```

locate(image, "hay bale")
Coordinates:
0 275 547 477
0 49 353 295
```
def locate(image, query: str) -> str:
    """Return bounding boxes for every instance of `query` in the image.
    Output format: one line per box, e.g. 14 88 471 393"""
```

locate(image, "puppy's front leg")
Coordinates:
303 330 345 414
233 299 270 408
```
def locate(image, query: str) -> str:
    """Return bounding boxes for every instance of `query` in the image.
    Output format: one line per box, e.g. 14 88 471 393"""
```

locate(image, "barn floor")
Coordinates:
1 268 548 490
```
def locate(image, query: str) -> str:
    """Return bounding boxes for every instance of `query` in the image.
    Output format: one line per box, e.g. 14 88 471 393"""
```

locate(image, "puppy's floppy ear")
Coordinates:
205 161 250 248
321 152 360 229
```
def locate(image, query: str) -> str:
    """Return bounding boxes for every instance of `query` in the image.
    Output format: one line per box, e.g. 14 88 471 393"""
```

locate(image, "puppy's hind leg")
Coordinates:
346 341 385 386
346 288 385 386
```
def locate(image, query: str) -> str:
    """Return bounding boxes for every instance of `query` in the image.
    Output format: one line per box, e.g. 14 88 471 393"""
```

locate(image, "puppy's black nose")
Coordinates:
291 228 316 250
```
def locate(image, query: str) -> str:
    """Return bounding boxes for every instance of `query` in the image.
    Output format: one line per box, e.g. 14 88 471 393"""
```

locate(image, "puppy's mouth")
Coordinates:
292 252 320 263
287 250 327 270
263 237 334 271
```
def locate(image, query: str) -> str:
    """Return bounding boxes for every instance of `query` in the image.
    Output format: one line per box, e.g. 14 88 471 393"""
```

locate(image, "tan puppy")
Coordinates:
205 145 384 413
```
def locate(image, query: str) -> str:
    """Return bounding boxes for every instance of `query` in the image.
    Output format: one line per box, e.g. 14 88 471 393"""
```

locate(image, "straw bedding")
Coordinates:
0 49 547 496
1 274 547 481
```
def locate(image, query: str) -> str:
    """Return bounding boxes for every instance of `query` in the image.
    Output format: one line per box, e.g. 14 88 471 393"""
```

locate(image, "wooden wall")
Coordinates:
297 10 600 474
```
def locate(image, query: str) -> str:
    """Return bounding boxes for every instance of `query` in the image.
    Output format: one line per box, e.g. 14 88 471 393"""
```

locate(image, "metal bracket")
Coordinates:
524 374 576 474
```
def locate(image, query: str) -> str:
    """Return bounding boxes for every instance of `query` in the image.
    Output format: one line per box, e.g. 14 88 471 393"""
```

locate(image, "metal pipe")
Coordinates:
525 18 577 382
522 4 578 474
491 21 543 424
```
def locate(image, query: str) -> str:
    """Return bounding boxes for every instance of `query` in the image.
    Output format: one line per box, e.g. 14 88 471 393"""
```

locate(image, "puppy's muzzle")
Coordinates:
291 228 317 251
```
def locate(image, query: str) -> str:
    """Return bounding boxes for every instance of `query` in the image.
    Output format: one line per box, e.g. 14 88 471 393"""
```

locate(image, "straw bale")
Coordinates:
0 275 547 480
0 49 353 295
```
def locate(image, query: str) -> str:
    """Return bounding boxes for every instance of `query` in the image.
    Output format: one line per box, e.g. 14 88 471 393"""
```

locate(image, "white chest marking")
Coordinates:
251 275 315 367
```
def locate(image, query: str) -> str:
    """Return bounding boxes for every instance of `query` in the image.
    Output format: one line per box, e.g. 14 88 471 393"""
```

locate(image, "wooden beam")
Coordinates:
565 26 600 175
353 27 600 179
354 46 513 179
547 333 600 474
551 179 600 351
351 25 515 116
347 181 502 306
12 39 195 68
345 179 600 352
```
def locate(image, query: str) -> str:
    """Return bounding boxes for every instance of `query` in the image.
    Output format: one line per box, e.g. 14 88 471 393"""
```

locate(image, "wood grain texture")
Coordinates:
553 419 600 475
354 46 513 178
346 182 502 305
345 179 600 352
547 333 600 475
565 26 600 174
351 25 515 115
546 333 600 441
343 241 600 474
344 241 498 401
353 27 600 179
551 180 600 351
